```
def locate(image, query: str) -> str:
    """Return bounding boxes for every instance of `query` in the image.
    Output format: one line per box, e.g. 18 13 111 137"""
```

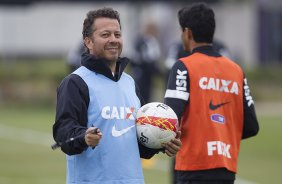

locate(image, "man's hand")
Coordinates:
163 131 182 157
85 127 102 147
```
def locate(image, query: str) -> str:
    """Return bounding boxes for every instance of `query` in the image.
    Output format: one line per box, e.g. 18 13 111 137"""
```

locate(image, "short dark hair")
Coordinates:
82 7 121 39
178 3 215 43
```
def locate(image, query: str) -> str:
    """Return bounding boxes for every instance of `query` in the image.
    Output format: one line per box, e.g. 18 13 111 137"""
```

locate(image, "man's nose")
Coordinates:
108 34 118 42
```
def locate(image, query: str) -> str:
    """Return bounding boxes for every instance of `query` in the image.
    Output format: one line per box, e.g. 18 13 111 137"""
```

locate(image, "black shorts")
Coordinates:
175 180 234 184
174 168 235 184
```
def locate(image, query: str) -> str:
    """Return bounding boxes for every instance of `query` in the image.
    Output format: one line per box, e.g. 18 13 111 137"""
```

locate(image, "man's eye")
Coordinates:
115 33 121 38
102 33 109 37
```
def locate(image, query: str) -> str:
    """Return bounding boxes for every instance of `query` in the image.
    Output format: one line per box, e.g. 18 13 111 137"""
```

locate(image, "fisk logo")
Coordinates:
101 106 135 120
244 78 254 107
207 141 231 158
176 69 187 91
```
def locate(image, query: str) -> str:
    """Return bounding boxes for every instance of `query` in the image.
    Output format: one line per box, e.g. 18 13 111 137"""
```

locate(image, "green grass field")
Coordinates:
0 59 281 183
0 104 281 184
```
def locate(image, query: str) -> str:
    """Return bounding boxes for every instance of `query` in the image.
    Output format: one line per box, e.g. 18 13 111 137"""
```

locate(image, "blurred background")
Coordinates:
0 0 281 184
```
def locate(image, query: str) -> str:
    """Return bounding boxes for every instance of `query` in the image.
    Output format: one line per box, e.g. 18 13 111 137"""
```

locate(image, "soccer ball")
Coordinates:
136 102 178 149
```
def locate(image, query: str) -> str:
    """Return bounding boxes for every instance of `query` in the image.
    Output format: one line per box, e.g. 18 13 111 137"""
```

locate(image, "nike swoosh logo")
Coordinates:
112 125 135 137
209 100 230 110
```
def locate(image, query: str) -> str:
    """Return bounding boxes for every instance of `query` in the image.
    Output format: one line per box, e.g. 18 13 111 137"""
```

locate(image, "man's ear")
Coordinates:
186 28 193 40
84 37 94 51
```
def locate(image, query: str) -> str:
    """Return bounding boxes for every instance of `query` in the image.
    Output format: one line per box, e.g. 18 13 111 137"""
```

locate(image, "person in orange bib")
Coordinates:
164 3 259 184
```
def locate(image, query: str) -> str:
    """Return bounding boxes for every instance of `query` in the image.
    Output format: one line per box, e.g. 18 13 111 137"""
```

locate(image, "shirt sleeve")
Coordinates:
242 75 259 139
164 61 189 121
135 82 145 106
53 74 89 155
138 142 164 159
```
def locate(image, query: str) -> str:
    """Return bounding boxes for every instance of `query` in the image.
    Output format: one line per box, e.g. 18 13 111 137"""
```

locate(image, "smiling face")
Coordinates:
84 17 123 65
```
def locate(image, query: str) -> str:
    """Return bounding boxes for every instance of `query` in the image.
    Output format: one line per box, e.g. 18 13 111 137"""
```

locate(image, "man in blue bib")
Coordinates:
53 7 181 184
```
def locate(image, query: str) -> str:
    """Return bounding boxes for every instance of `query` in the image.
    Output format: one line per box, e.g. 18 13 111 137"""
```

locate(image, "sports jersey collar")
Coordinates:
191 45 221 57
81 52 130 82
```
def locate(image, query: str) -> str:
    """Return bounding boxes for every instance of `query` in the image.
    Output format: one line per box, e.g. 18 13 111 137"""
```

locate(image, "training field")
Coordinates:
0 60 281 183
0 102 281 184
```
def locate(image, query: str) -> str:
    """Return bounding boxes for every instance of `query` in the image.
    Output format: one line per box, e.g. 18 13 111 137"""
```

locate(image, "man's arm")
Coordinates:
53 74 89 155
242 75 259 139
163 61 187 156
164 61 189 122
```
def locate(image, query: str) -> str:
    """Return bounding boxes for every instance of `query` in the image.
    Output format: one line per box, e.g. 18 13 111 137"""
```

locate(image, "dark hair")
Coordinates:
178 3 215 43
82 7 121 39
